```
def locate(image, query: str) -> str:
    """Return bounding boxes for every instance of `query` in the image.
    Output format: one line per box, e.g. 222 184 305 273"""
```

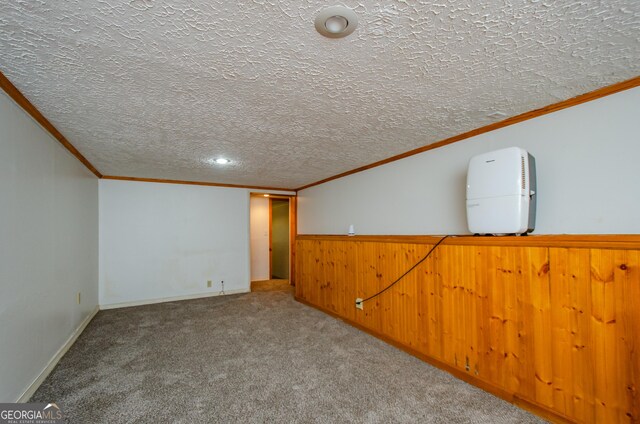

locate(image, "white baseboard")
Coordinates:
99 288 250 310
17 306 100 403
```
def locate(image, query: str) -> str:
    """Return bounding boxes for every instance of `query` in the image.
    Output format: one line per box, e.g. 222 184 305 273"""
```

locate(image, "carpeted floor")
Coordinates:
32 291 544 423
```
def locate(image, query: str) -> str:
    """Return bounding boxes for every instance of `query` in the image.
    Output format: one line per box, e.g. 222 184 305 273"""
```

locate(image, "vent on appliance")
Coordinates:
521 156 526 190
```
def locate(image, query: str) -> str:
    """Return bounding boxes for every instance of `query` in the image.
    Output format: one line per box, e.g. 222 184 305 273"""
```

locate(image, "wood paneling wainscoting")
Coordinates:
295 235 640 423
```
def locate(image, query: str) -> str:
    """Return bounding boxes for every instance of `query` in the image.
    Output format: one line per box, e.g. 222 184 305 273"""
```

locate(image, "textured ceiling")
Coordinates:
1 1 639 189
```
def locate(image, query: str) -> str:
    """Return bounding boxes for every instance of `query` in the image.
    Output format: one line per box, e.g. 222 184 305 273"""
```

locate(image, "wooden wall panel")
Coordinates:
377 243 428 350
417 244 441 358
295 235 640 423
549 248 594 420
520 247 552 405
589 249 640 423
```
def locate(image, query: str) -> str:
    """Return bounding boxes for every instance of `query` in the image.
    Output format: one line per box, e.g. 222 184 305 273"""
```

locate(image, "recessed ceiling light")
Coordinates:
212 158 230 165
263 194 270 197
315 6 358 38
325 15 348 34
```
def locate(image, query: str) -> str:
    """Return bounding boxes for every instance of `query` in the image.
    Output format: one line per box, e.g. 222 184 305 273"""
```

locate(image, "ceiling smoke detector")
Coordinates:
315 6 358 38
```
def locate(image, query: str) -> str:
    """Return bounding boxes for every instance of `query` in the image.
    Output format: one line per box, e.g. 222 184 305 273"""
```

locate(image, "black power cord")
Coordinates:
356 235 450 307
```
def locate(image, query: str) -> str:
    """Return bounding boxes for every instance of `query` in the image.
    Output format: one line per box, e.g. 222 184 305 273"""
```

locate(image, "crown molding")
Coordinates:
0 70 102 178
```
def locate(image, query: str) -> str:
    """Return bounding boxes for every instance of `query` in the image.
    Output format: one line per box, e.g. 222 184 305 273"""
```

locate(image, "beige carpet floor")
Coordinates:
31 291 544 423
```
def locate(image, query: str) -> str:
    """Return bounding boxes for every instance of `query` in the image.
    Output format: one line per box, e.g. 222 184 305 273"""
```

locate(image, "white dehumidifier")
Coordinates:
466 147 536 235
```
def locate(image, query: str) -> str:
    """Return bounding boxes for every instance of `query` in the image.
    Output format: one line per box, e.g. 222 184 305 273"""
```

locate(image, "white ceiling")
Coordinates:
1 1 639 189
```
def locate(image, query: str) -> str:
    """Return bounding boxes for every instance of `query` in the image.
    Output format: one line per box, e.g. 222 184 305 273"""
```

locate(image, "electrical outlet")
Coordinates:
77 292 81 304
355 298 363 310
207 280 212 288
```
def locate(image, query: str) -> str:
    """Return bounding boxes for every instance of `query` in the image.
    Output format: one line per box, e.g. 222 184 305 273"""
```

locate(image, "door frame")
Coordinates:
250 193 296 285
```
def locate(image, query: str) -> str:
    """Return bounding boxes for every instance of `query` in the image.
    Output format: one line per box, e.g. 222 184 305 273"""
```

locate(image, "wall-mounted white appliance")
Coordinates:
466 147 537 235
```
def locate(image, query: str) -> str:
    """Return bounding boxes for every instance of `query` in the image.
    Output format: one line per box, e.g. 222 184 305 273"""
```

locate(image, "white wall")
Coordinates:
250 196 270 281
99 181 294 307
298 87 640 235
0 92 99 402
100 180 248 306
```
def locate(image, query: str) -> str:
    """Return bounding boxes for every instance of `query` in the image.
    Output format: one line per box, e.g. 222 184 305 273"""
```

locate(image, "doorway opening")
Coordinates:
249 193 296 293
270 198 289 279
